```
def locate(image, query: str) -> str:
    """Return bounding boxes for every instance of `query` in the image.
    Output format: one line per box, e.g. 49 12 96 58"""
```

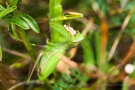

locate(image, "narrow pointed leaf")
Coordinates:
57 80 68 89
3 14 29 29
0 5 5 11
50 22 72 41
0 5 17 18
81 39 95 66
49 0 62 42
49 0 62 19
38 42 68 81
38 50 62 81
73 32 84 42
8 23 19 40
19 13 40 33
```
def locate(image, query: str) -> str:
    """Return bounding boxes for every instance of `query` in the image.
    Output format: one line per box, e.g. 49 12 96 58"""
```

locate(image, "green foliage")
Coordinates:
49 0 62 19
0 5 5 11
53 68 81 90
49 22 72 41
51 12 83 21
0 5 16 18
36 0 84 81
81 38 95 66
9 0 22 5
37 42 68 81
8 23 19 40
0 0 40 62
2 0 135 90
3 14 29 29
19 13 40 33
49 0 62 42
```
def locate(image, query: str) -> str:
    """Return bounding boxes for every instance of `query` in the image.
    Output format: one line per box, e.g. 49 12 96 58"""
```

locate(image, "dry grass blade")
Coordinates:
108 39 135 80
3 47 30 59
100 19 108 65
27 52 43 82
108 7 135 61
116 40 135 69
8 80 43 90
91 0 105 19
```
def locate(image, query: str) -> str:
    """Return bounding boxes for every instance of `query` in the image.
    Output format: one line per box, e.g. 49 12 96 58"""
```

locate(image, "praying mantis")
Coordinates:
28 12 84 81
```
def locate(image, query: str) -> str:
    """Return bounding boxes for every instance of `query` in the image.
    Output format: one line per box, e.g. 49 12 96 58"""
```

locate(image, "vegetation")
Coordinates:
0 0 135 90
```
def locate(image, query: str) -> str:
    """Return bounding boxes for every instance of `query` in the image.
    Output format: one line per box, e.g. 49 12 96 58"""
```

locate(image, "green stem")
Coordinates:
49 0 62 42
18 28 36 61
95 31 101 69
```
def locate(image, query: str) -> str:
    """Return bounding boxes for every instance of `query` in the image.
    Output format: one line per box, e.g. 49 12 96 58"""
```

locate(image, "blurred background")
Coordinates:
0 0 135 90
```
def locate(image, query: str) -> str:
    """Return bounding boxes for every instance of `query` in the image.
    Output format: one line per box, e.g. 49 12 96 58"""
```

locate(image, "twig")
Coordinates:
27 52 43 82
8 80 43 90
107 39 135 81
3 47 30 59
108 7 135 61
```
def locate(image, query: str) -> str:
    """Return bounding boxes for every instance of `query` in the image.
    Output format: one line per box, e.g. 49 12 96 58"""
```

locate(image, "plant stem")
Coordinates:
18 28 36 61
49 0 62 42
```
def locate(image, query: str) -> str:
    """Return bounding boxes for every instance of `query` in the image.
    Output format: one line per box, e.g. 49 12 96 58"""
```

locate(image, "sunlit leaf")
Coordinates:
38 50 62 81
3 14 29 29
49 0 62 42
19 13 40 33
0 5 17 18
38 42 69 81
0 5 5 11
50 22 72 41
8 23 19 40
73 32 84 42
49 0 62 19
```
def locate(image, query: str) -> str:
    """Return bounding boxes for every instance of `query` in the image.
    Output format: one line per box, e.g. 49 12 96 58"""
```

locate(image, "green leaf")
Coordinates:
57 80 68 89
38 50 62 81
19 13 40 33
49 0 62 42
69 68 78 77
8 23 19 40
3 14 29 29
61 73 73 83
0 45 2 61
38 42 69 81
73 32 84 42
49 0 62 19
0 5 17 18
9 0 22 5
95 32 101 68
50 22 72 41
0 5 5 11
81 38 95 66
